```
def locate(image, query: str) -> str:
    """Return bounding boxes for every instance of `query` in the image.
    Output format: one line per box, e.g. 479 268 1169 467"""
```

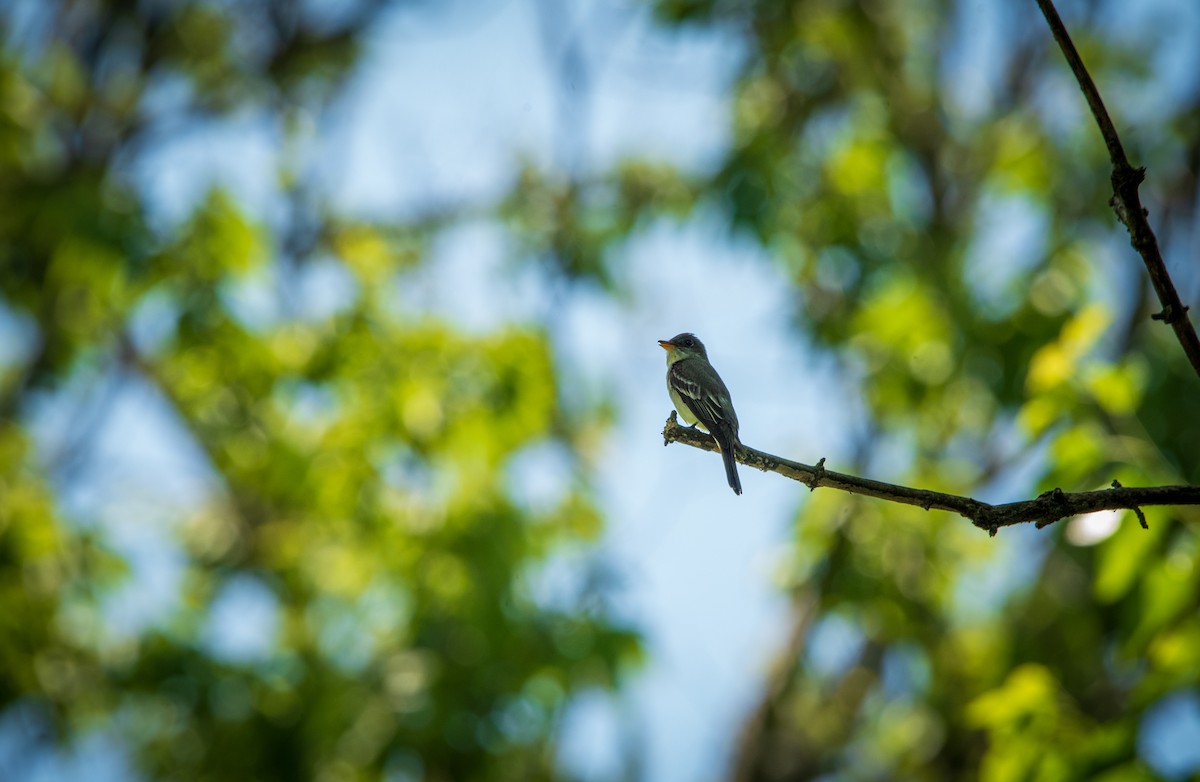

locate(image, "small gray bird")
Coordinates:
658 332 743 495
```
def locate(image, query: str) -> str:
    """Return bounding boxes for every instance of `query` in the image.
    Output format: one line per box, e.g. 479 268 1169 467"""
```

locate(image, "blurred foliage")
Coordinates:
650 1 1200 780
0 2 636 781
1 0 1199 781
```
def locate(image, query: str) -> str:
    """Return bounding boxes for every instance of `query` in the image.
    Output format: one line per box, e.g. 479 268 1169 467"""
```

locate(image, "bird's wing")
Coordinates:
669 359 738 433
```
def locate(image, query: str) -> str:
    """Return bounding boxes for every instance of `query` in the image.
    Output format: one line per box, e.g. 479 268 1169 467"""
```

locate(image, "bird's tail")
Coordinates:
717 435 742 496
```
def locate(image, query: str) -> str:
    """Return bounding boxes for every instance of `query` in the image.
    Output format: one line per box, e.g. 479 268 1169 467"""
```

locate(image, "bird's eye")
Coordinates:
684 338 693 346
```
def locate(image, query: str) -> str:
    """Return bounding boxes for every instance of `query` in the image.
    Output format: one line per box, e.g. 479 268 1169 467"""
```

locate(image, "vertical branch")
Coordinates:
1034 0 1200 382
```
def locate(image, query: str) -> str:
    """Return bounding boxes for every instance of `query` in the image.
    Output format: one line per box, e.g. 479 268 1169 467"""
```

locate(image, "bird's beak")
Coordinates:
657 340 675 351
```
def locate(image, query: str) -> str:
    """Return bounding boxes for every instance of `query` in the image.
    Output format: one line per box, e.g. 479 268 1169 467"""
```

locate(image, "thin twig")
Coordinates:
662 413 1200 535
1034 0 1200 381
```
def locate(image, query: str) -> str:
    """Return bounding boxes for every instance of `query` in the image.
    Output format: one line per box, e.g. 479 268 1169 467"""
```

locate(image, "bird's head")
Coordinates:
657 332 708 361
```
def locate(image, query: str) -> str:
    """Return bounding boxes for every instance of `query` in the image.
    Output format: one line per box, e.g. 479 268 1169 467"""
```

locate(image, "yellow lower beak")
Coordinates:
658 340 675 351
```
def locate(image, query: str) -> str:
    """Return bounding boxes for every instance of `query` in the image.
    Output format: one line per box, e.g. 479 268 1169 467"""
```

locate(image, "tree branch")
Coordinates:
1034 0 1200 382
662 413 1200 535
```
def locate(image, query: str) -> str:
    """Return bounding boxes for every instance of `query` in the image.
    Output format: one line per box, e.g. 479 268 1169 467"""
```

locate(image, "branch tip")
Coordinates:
1039 487 1066 504
1133 506 1149 530
1152 304 1189 324
806 457 827 491
662 411 679 446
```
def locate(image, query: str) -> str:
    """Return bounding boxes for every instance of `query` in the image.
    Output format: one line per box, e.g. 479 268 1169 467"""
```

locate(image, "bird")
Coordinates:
657 332 743 495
